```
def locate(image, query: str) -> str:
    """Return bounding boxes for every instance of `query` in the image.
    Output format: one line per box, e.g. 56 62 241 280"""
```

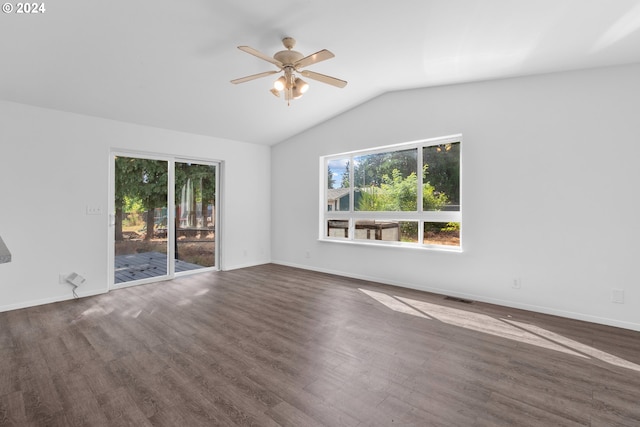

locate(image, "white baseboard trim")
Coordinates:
0 288 108 313
272 260 640 332
223 260 271 271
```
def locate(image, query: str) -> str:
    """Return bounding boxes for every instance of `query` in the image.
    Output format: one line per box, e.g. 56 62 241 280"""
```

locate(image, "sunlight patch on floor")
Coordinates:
360 288 432 319
503 319 640 372
74 304 115 322
359 288 640 372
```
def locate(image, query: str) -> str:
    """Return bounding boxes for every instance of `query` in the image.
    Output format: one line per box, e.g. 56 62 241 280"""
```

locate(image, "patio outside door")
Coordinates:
110 153 219 287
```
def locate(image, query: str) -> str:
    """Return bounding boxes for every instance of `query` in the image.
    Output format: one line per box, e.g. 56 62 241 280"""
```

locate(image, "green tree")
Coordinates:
175 163 216 228
354 149 417 188
341 161 350 188
423 143 460 205
115 157 168 241
327 165 336 189
114 157 127 241
123 195 144 226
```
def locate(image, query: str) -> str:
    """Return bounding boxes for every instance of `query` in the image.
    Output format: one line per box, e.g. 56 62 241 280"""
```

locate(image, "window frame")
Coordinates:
320 134 462 251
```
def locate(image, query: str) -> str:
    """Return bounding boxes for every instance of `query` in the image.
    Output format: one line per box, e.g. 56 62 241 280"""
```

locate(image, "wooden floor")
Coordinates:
1 264 639 426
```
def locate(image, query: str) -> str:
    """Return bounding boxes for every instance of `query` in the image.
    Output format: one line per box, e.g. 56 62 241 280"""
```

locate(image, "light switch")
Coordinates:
86 205 103 215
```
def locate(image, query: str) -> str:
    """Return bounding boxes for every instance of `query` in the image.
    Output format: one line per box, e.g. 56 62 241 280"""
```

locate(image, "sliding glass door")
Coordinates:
111 153 219 287
113 156 170 284
175 161 217 272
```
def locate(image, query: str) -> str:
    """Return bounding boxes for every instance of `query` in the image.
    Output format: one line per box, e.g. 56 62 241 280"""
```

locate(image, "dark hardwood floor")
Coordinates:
1 264 639 426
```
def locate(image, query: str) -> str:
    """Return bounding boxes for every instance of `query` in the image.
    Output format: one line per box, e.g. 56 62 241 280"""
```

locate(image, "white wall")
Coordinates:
272 63 640 331
0 100 271 311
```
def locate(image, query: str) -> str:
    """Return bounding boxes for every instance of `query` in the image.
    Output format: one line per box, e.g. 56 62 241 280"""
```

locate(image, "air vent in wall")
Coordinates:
444 296 474 304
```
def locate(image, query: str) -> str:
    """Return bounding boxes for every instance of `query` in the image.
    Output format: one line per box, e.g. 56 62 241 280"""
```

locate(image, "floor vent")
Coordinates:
444 296 474 304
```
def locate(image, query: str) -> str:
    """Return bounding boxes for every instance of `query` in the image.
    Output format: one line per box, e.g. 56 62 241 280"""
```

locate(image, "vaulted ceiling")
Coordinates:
2 0 640 145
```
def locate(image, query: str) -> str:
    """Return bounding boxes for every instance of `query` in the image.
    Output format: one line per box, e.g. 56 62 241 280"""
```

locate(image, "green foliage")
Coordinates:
351 143 460 206
423 143 460 205
115 157 168 209
175 163 217 229
380 169 418 211
441 222 460 232
353 149 417 187
424 221 459 234
115 157 169 240
422 176 449 212
175 163 216 206
123 195 144 214
356 168 448 212
114 158 216 242
357 187 384 211
115 158 216 214
121 196 144 226
398 221 419 243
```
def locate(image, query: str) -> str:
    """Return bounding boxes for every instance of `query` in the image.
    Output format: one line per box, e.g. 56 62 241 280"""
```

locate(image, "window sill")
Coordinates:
318 237 463 253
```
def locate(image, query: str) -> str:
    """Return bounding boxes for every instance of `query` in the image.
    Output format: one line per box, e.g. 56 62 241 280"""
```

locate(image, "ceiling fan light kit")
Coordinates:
274 76 286 91
231 37 347 105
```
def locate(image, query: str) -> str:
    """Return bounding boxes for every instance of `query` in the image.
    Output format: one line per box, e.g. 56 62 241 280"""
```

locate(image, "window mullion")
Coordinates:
417 146 424 213
349 154 354 213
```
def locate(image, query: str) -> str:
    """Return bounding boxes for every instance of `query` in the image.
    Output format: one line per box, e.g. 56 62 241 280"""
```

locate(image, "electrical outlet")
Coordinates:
612 289 624 304
305 251 310 259
86 205 102 215
67 272 85 286
512 278 522 289
59 274 67 284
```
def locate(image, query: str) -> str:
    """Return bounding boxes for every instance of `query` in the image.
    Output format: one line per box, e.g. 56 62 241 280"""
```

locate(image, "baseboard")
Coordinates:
272 260 640 332
0 288 108 313
223 260 271 271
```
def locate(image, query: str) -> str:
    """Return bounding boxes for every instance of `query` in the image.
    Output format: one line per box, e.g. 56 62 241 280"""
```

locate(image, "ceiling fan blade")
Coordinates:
300 70 347 88
294 49 335 69
230 70 278 84
237 46 283 68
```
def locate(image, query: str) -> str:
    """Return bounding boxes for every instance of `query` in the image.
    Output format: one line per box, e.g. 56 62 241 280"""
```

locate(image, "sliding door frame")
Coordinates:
108 149 222 290
174 157 221 279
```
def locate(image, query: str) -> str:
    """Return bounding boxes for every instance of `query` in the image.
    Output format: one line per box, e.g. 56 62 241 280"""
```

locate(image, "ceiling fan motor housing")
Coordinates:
274 50 304 66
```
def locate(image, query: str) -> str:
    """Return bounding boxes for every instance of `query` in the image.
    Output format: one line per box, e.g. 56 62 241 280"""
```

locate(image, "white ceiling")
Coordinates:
2 0 640 145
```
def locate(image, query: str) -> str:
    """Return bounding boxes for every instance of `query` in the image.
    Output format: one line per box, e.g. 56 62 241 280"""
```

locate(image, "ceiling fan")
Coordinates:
231 37 347 104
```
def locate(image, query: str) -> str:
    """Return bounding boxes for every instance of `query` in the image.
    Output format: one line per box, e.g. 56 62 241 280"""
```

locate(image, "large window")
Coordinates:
322 135 461 249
